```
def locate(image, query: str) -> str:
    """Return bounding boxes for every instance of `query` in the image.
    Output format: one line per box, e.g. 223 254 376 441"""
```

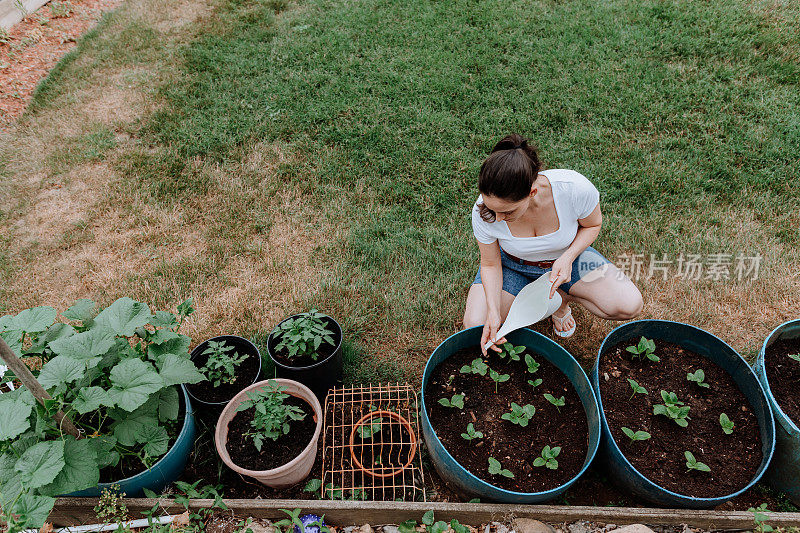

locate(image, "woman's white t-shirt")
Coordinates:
471 169 599 261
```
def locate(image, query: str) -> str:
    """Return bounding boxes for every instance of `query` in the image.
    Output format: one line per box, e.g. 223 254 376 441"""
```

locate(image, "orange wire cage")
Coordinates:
321 383 426 501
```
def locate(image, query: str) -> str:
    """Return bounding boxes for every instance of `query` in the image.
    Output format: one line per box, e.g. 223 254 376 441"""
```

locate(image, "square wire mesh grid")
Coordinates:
321 383 426 501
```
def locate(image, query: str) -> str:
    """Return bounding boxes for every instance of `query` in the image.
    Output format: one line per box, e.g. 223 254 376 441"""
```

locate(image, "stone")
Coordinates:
382 527 400 533
567 521 593 533
614 525 655 533
358 525 374 533
248 523 277 533
511 518 556 533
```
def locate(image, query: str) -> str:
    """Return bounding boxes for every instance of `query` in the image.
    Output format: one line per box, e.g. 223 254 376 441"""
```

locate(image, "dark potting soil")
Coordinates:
426 346 589 493
765 338 800 427
187 348 260 404
225 396 317 471
351 424 414 474
599 338 762 498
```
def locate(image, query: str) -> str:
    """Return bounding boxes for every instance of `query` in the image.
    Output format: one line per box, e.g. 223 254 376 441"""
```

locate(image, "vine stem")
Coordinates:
0 336 81 438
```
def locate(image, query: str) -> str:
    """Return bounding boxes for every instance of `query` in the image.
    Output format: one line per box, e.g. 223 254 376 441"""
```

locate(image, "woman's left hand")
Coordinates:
549 254 572 298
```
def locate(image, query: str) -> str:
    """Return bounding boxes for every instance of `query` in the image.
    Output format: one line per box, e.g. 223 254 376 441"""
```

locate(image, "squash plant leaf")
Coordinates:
26 323 76 355
148 335 192 360
0 392 35 440
140 425 170 458
72 386 114 415
158 353 206 387
37 355 88 389
14 441 65 489
63 299 98 323
157 386 180 421
10 306 57 333
110 408 160 447
108 359 164 412
49 328 115 361
38 437 99 496
94 297 152 337
9 492 56 531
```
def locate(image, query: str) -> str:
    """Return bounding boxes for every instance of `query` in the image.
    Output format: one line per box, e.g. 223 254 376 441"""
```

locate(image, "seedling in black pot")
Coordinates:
621 427 651 441
501 403 536 427
653 390 690 427
460 423 483 441
684 451 710 473
489 369 509 393
719 412 735 435
438 393 464 409
627 378 648 399
626 336 659 362
533 445 561 470
460 358 488 376
488 457 514 478
687 369 710 389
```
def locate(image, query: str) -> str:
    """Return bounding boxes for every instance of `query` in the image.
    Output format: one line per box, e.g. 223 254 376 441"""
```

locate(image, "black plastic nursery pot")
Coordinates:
186 335 262 410
267 313 343 404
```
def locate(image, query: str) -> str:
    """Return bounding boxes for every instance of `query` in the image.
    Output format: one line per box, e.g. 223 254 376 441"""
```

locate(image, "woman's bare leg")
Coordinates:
463 283 516 328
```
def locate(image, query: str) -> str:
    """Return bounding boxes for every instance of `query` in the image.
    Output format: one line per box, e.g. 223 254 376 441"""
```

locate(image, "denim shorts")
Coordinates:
473 246 610 296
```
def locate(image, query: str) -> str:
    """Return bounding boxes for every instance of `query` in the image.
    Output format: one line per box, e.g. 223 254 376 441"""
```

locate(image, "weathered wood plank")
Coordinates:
0 0 50 30
49 498 800 529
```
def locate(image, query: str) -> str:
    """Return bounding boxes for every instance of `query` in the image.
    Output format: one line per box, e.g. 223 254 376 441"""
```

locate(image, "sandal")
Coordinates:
552 306 576 338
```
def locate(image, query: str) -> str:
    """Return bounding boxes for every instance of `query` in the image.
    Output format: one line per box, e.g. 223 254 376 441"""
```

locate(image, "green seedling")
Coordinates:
748 503 774 533
500 342 525 361
488 457 514 478
501 403 536 427
460 423 483 440
273 309 336 362
237 380 307 450
788 353 800 363
653 390 691 427
719 412 734 435
533 445 561 470
524 353 540 373
438 393 465 409
460 357 488 376
621 427 651 441
544 393 565 411
357 417 384 438
684 451 710 473
627 378 648 399
687 369 710 389
528 378 543 389
626 336 659 362
199 340 248 387
489 368 510 393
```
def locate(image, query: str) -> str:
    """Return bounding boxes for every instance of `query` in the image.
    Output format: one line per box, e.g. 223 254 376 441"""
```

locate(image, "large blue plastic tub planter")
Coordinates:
592 320 775 508
421 326 600 503
68 385 196 497
755 320 800 506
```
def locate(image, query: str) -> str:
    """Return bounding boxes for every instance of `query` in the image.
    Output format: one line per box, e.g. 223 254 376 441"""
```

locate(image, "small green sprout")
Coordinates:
524 353 540 373
719 412 734 435
626 336 659 362
653 390 691 427
460 357 488 376
627 378 648 399
500 342 525 361
687 369 710 389
438 393 465 409
533 445 561 470
488 457 514 478
489 368 510 393
621 427 651 441
544 393 565 411
460 423 483 441
788 354 800 363
684 451 710 473
357 417 384 439
501 403 536 427
748 503 774 533
528 378 543 389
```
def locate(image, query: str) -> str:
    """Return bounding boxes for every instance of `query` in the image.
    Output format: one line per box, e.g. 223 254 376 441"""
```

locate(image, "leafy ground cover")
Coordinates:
0 0 798 385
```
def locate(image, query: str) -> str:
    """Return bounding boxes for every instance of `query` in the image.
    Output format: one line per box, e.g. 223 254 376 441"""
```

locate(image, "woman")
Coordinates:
463 134 643 353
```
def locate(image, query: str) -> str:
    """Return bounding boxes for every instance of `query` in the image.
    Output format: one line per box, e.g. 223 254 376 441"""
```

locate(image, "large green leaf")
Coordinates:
111 410 159 446
139 425 169 458
0 475 23 514
63 299 98 323
37 355 88 389
49 328 115 361
25 323 76 355
157 386 180 421
0 392 34 440
107 359 164 412
150 311 178 328
0 452 16 485
72 386 114 414
94 298 152 336
39 437 99 496
11 492 56 529
14 441 65 489
148 335 191 359
87 435 119 468
158 353 205 387
0 328 23 356
10 307 57 333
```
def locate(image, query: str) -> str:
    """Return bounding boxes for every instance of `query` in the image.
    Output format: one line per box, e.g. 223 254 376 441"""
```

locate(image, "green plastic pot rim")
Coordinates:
422 326 600 498
186 335 262 407
595 319 776 504
95 385 193 489
267 313 343 372
758 319 800 436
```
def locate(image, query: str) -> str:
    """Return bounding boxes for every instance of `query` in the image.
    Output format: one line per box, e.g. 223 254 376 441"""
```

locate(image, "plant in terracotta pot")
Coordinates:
215 378 322 488
186 335 262 409
267 310 343 402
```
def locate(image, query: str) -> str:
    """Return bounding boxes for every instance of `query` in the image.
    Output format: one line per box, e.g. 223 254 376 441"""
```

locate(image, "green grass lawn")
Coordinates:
3 0 799 383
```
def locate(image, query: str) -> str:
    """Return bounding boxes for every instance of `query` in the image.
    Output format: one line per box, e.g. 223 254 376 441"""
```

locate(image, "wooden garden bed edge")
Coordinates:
49 498 800 529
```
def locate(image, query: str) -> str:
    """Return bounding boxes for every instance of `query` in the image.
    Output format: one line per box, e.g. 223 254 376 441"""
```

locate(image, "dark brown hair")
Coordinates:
477 134 542 222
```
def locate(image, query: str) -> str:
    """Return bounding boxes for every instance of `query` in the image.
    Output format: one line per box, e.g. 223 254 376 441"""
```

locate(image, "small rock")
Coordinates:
249 524 277 533
614 525 655 533
343 527 357 533
358 525 373 533
603 372 610 381
382 527 400 533
611 370 621 378
567 521 593 533
493 523 510 533
742 405 748 412
512 518 556 533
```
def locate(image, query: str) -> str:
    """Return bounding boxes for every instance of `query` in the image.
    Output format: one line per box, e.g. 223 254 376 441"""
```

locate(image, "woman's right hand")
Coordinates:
481 309 506 356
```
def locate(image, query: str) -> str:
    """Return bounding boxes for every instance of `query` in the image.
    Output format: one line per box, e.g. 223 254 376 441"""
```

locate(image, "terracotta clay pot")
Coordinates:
215 378 322 488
